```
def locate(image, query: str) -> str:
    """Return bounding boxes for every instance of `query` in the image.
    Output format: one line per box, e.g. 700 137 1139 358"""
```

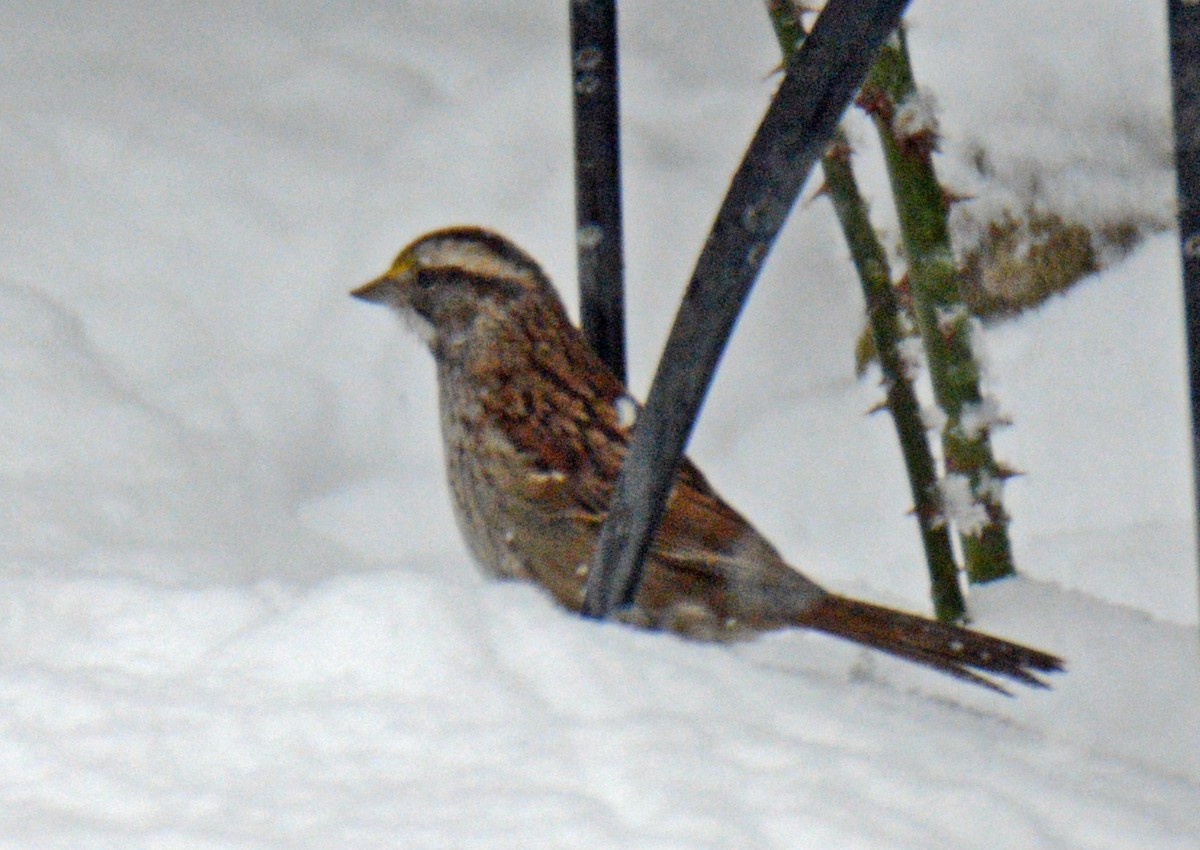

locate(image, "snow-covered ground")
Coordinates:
2 1 1197 847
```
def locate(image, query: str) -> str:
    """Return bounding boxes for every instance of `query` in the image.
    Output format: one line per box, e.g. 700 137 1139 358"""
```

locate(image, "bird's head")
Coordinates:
351 227 560 350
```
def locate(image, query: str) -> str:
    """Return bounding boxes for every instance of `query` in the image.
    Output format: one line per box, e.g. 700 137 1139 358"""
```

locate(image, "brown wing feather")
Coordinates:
472 298 823 632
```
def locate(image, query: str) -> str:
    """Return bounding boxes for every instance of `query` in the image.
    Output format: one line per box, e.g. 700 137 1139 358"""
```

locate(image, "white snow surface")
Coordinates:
2 1 1197 847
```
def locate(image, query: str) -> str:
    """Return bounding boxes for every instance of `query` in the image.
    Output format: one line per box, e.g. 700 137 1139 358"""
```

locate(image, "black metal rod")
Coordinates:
582 0 912 617
570 0 627 383
1167 0 1200 614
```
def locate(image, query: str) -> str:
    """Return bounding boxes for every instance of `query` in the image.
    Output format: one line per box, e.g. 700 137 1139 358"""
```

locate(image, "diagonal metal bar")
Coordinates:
570 0 627 383
582 0 912 618
1167 0 1200 614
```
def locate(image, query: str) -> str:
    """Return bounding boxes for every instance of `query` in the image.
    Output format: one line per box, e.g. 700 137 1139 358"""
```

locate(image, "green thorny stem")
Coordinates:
822 145 969 616
764 1 965 620
862 27 1016 583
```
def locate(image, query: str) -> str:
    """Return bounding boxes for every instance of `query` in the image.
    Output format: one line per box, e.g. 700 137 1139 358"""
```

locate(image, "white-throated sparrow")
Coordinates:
352 226 1062 692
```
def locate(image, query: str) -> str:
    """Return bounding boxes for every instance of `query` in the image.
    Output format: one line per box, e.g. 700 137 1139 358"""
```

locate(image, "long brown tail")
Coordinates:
795 594 1065 694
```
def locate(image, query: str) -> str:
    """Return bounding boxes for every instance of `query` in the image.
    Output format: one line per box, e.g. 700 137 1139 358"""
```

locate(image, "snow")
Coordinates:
920 402 948 433
893 89 940 145
934 473 991 536
614 395 638 430
896 336 925 380
958 396 1004 440
1 0 1197 847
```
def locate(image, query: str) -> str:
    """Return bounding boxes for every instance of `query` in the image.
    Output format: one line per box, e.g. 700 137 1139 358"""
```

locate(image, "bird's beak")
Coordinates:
350 275 397 304
352 253 418 305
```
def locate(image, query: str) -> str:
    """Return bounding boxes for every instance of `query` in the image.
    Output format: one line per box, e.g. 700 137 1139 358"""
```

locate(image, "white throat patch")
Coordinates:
397 305 436 345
